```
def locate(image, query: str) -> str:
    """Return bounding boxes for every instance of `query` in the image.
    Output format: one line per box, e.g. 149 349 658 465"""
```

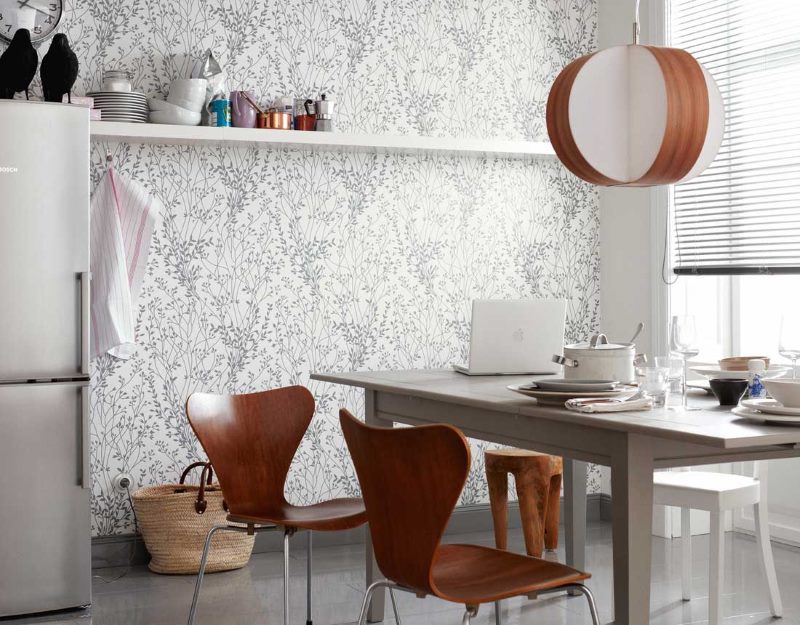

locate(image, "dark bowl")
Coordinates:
709 378 748 406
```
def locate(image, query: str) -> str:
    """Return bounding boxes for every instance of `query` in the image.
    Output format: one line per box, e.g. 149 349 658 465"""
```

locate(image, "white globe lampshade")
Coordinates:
546 45 724 186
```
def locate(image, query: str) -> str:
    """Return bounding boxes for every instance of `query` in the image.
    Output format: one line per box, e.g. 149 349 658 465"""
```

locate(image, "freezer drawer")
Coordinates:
0 101 90 380
0 381 91 616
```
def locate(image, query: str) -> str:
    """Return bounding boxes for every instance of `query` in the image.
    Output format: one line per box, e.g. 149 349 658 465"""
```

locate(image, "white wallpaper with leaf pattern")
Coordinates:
32 0 599 536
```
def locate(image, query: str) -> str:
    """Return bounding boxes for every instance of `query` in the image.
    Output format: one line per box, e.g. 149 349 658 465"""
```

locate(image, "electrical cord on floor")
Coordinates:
93 486 140 584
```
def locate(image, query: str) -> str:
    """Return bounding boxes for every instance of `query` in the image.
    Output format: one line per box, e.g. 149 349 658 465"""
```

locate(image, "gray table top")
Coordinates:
311 368 800 450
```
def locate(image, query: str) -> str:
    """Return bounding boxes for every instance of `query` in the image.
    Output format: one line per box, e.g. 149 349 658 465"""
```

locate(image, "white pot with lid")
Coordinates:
553 333 643 383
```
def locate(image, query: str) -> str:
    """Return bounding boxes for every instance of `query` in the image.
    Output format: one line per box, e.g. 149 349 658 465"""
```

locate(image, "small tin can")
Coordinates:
209 98 231 127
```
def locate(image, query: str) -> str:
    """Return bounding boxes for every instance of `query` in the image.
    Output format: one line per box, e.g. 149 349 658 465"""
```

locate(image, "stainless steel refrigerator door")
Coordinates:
0 381 91 616
0 102 90 380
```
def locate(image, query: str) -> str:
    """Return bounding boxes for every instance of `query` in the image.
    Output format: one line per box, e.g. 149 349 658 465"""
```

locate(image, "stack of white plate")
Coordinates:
507 378 633 405
87 91 148 123
732 399 800 425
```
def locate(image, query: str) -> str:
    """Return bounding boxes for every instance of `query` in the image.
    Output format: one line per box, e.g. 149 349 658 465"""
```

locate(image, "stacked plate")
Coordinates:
732 399 800 425
87 91 148 123
690 365 791 380
507 379 633 406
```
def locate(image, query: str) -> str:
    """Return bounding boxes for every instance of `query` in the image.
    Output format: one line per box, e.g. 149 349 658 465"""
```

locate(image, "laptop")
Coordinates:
453 299 566 375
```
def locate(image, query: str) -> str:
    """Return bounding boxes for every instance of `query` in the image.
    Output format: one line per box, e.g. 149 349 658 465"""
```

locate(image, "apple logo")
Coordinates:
512 328 524 343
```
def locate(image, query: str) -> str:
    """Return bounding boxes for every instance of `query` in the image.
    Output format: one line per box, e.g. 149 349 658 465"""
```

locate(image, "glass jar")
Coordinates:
102 70 133 93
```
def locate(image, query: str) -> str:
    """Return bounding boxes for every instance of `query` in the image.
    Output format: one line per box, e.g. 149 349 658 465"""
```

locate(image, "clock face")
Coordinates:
0 0 63 44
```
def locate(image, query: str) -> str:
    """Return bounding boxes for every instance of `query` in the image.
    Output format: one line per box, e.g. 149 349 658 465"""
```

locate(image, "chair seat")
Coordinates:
227 497 367 531
653 471 760 511
430 544 589 604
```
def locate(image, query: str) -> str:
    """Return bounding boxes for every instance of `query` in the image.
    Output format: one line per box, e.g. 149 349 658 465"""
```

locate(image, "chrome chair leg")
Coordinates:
188 524 253 625
283 529 291 625
306 530 313 625
564 584 600 625
357 581 384 625
494 599 502 625
188 525 224 625
388 588 402 624
462 605 479 625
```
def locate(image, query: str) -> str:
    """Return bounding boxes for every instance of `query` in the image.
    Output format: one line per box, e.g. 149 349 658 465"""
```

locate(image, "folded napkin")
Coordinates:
565 396 654 413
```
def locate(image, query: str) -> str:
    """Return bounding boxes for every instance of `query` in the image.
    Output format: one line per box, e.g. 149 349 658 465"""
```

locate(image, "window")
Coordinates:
669 0 800 275
668 0 800 366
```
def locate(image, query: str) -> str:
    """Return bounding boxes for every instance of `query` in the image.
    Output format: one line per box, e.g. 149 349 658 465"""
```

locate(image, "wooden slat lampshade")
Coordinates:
546 45 724 187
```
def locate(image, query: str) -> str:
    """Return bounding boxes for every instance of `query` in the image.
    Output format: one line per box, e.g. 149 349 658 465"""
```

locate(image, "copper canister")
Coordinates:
261 111 291 129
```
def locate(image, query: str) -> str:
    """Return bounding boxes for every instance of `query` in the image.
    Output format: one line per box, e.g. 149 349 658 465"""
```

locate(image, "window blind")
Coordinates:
670 0 800 275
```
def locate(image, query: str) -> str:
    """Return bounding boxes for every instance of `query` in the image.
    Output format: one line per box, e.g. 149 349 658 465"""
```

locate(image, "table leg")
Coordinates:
610 435 654 625
564 459 587 572
364 390 386 623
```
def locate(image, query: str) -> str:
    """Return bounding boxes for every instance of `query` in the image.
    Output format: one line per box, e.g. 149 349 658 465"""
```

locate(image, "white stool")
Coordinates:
653 463 782 625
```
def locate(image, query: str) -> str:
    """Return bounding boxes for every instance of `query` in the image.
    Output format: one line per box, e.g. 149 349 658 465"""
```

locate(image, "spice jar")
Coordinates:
102 70 133 92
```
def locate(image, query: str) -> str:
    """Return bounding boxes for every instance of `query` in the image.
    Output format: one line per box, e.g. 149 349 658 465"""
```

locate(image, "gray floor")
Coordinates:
7 522 800 625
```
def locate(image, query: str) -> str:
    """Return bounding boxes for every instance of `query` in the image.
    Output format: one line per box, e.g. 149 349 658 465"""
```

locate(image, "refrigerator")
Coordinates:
0 101 91 616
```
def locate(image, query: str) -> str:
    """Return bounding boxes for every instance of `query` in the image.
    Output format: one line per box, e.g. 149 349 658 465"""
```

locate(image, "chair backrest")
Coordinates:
186 386 315 517
339 409 470 595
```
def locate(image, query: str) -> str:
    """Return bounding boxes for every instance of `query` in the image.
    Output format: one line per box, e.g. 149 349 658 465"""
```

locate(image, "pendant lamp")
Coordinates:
546 1 724 186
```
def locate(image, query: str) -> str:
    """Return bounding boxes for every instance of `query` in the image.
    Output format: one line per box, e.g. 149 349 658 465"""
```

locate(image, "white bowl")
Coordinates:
764 379 800 408
149 106 201 126
148 98 183 112
167 78 207 113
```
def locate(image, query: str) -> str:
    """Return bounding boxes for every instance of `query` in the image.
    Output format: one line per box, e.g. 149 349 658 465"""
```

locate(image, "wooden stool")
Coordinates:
485 449 563 558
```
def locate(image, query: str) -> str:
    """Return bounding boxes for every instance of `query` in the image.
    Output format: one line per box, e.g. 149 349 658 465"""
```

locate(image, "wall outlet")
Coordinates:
113 473 134 493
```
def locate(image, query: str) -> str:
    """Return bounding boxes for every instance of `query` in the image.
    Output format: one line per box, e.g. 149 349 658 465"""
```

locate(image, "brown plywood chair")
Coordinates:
340 408 600 625
186 387 393 625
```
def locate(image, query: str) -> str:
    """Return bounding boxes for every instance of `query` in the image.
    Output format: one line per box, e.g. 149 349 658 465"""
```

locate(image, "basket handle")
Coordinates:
179 461 214 514
179 461 214 485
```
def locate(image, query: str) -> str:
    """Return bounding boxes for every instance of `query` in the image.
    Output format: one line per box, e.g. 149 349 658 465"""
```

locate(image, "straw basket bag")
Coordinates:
132 462 255 574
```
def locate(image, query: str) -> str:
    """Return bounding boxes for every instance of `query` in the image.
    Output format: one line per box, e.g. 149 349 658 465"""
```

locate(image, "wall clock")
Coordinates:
0 0 63 45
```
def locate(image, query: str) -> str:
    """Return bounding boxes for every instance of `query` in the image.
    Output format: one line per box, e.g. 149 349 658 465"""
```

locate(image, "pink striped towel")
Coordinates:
90 167 161 359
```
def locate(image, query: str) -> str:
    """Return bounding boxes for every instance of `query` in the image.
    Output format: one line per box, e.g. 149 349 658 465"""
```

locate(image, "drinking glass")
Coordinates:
778 314 800 380
636 366 669 407
670 315 700 409
655 356 684 397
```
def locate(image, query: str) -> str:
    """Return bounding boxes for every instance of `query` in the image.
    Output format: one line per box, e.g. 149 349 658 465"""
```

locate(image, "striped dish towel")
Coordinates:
90 167 161 359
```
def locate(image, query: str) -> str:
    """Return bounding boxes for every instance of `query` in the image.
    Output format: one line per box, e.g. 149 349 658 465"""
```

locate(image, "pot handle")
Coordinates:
589 333 609 348
634 353 648 366
553 354 579 368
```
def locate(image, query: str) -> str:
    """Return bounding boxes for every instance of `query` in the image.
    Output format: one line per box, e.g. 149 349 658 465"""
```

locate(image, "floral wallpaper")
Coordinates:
14 0 599 535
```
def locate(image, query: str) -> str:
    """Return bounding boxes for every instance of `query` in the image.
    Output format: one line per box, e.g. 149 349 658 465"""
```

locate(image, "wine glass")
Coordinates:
670 315 700 409
778 314 800 380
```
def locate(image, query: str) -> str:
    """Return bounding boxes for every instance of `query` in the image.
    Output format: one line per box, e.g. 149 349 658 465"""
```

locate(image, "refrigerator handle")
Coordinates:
79 272 91 375
80 384 91 489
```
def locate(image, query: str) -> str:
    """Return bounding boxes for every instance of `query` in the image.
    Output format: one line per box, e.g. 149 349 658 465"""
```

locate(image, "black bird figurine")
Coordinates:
0 29 38 100
41 34 79 103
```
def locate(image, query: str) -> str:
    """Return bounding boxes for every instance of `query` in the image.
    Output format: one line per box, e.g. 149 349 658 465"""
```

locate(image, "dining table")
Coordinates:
310 368 800 625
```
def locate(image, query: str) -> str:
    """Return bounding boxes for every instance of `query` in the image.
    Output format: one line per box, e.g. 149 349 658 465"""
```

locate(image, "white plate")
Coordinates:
740 398 800 416
529 379 619 392
690 365 791 380
731 405 800 425
100 113 148 119
88 91 147 98
508 384 630 405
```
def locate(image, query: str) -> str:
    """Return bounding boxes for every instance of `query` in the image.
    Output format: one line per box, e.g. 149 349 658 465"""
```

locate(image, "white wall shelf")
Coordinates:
90 121 555 160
